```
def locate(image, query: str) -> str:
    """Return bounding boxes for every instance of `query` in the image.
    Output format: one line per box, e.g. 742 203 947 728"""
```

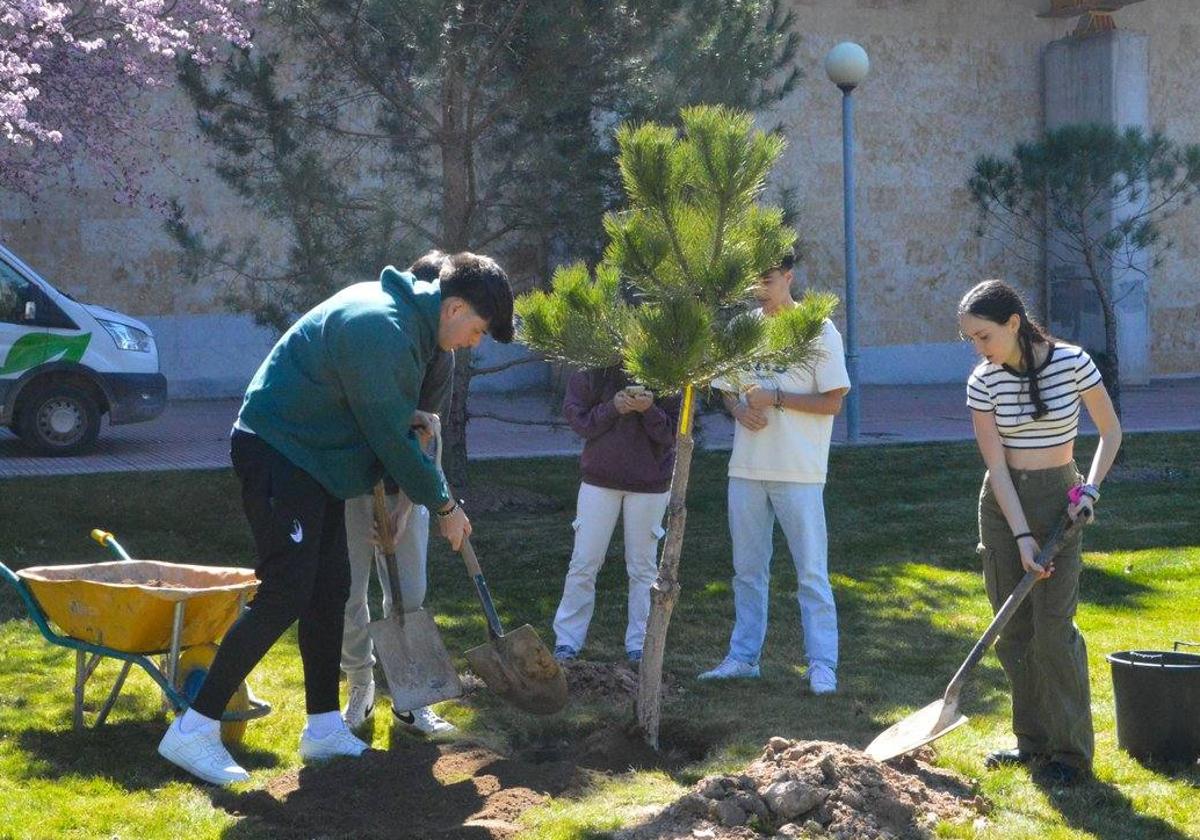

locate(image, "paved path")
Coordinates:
2 379 1197 478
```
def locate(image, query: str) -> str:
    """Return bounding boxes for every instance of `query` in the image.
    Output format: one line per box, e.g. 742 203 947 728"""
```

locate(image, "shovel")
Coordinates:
367 481 464 712
459 535 568 715
865 513 1085 762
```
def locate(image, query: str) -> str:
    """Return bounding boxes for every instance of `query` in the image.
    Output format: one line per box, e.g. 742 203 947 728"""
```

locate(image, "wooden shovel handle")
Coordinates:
459 536 505 640
372 482 406 617
943 513 1086 704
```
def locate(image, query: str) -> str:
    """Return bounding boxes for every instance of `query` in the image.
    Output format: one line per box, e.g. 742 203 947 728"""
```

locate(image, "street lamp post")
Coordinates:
824 42 869 444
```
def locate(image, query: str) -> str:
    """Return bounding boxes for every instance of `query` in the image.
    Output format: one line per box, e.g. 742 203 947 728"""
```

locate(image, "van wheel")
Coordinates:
16 382 101 456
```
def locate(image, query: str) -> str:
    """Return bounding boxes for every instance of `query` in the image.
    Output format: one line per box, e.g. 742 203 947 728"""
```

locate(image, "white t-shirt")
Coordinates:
713 317 851 484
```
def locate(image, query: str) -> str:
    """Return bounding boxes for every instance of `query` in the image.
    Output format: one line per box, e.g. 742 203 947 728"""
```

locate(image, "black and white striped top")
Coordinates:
966 343 1103 449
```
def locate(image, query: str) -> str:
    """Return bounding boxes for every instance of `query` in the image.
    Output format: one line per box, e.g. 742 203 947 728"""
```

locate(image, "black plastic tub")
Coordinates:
1106 648 1200 764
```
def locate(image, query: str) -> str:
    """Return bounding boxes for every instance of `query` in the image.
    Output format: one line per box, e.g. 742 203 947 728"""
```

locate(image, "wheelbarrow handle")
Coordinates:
943 512 1086 705
91 529 134 562
0 560 20 588
459 536 506 641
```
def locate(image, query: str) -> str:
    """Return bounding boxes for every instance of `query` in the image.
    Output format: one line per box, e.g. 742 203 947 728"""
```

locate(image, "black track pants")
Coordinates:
191 431 350 718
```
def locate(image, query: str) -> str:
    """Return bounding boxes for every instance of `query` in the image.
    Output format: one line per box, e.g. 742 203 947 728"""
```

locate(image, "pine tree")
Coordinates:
516 105 836 747
970 124 1200 418
166 0 801 492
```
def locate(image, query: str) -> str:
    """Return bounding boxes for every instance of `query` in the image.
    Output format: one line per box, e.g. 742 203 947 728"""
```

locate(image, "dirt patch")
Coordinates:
559 659 678 707
460 484 562 514
517 721 705 776
616 739 989 840
561 659 639 703
213 741 577 839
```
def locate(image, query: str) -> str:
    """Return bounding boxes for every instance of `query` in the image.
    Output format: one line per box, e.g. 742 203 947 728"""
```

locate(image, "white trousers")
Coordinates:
340 493 429 686
552 482 670 654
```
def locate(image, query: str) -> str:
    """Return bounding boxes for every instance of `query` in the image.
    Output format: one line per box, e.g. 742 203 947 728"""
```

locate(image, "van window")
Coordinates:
0 259 34 325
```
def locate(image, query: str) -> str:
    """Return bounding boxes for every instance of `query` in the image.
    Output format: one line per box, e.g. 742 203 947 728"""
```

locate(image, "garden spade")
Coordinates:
368 482 463 712
865 513 1085 762
459 535 568 715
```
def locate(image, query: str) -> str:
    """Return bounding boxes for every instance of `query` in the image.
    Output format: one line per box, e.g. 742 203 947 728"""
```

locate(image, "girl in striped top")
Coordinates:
958 279 1122 785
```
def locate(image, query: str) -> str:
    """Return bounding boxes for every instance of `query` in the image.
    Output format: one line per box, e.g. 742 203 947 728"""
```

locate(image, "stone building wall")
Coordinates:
1 0 1196 394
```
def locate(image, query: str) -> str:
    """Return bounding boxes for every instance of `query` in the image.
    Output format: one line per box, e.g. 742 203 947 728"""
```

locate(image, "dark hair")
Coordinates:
408 250 448 282
762 247 796 276
439 252 515 343
958 279 1053 419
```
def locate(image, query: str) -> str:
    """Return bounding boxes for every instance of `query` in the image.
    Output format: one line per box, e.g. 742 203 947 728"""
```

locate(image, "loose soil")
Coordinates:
558 659 677 706
216 721 713 838
213 741 577 839
617 739 989 840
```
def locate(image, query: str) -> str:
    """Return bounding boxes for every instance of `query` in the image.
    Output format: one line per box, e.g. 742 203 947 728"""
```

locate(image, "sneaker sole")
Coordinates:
158 743 248 786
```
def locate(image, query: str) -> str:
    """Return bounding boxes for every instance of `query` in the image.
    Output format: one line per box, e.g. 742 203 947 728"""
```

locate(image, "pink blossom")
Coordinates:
1 0 255 197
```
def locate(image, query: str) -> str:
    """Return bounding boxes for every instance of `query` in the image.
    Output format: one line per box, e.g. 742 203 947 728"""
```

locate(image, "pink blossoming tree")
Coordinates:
1 0 254 198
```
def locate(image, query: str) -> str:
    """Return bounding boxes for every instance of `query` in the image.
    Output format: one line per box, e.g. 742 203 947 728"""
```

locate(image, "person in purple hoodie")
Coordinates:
552 367 681 664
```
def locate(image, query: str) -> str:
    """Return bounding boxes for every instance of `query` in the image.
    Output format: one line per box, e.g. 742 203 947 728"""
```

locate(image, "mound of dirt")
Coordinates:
561 659 639 702
616 739 989 840
213 742 577 839
559 659 678 706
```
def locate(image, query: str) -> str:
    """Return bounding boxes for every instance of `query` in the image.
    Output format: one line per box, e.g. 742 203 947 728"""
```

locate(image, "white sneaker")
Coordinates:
343 680 376 731
809 663 837 695
697 656 761 681
393 705 457 735
158 718 250 786
299 721 370 762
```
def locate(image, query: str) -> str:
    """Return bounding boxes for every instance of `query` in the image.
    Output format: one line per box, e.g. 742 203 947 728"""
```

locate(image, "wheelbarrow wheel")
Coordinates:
175 644 251 747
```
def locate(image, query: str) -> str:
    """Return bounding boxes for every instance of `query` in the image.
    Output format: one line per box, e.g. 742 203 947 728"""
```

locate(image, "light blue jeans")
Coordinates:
726 478 838 670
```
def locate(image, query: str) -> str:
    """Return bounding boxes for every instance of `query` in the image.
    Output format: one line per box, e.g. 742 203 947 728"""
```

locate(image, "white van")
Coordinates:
0 241 167 455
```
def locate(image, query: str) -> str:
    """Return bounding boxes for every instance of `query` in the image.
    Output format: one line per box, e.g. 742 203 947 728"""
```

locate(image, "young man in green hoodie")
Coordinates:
158 252 514 786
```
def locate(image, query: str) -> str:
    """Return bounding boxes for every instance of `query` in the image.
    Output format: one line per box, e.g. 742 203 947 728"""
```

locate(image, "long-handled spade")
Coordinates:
459 535 568 715
865 513 1086 762
367 479 464 712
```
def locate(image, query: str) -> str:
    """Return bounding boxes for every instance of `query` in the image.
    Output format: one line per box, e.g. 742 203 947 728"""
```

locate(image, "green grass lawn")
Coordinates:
1 434 1197 839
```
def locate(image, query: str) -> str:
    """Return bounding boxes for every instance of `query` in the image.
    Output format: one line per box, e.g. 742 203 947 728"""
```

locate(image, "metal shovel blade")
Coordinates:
465 623 568 715
864 699 969 762
369 607 464 712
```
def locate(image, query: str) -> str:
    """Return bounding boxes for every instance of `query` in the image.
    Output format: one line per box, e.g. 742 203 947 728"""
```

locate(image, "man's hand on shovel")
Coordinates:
437 503 471 551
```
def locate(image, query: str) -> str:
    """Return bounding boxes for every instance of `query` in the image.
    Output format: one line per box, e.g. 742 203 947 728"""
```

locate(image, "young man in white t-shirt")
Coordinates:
700 252 850 694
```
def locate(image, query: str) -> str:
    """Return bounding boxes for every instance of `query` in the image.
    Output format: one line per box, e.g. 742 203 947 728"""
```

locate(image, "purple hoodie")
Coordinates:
563 368 680 494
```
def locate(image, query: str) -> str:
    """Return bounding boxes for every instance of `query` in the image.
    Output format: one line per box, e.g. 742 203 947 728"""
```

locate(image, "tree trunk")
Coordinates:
1082 247 1122 421
444 350 473 492
439 44 476 489
636 385 698 749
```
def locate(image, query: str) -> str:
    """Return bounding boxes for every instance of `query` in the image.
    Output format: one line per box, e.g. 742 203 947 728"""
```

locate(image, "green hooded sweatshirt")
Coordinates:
237 267 451 509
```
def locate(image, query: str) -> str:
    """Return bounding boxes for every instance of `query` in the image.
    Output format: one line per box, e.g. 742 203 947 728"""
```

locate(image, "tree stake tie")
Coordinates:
678 384 696 438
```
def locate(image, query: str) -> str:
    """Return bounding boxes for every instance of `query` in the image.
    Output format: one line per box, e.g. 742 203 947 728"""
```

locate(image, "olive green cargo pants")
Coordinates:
978 463 1093 769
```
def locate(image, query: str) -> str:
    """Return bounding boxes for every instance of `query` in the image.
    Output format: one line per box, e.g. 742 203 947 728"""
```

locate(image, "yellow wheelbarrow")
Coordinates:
0 530 270 745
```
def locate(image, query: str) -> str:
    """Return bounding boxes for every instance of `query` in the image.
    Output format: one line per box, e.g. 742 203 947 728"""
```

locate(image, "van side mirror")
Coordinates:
24 300 36 321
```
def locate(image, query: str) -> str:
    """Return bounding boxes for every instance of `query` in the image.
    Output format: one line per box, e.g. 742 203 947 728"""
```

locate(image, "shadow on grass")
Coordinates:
1034 774 1197 840
214 737 573 840
1083 564 1157 608
14 720 278 790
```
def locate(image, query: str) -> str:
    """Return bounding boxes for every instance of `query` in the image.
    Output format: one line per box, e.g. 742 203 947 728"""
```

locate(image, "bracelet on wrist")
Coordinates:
1081 483 1100 502
436 501 461 518
1013 531 1034 542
